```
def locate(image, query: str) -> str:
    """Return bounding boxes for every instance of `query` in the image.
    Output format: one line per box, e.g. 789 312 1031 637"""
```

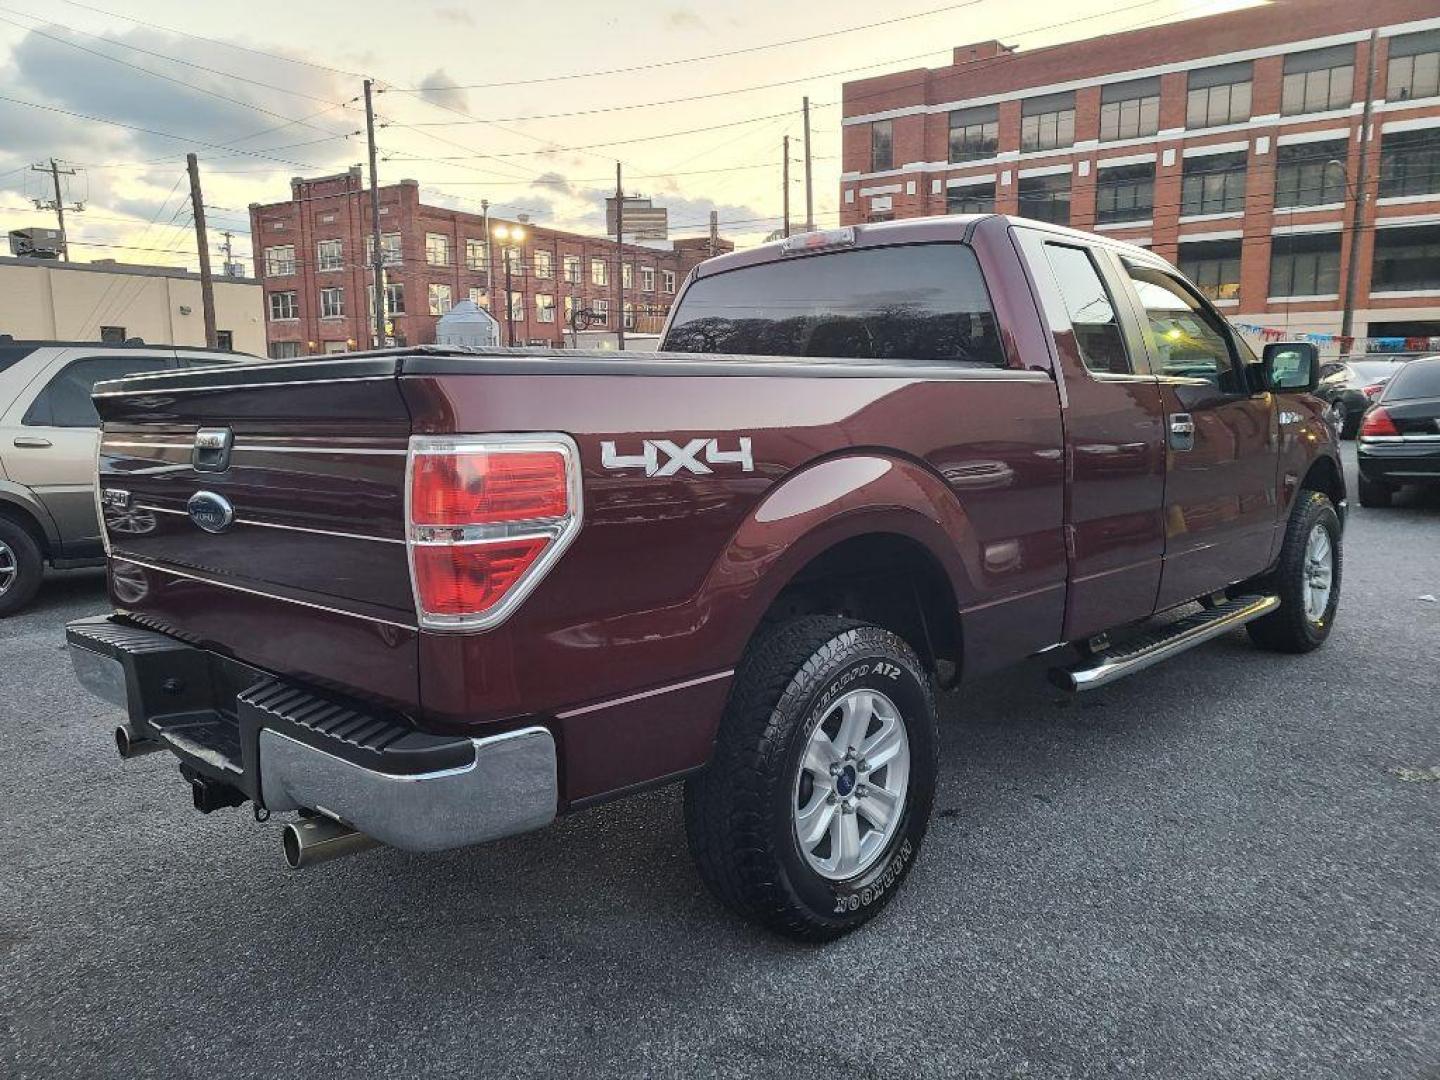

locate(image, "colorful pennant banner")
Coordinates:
1233 323 1440 355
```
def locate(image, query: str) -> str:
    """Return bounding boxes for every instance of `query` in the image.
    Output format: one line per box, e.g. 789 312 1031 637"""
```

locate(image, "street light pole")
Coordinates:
495 223 524 347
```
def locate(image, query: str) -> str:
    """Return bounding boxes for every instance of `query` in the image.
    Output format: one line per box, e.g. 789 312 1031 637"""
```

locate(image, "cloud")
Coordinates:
415 68 470 115
434 6 475 26
664 7 706 30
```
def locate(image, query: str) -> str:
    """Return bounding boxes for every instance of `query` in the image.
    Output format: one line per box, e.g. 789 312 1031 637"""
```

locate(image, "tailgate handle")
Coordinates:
13 436 52 448
193 427 234 472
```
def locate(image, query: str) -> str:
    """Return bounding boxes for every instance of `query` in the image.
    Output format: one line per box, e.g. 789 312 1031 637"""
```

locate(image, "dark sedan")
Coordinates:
1357 356 1440 507
1317 356 1417 438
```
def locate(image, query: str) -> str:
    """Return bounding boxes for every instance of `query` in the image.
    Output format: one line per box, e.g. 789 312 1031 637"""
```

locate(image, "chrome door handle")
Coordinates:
1169 413 1195 451
12 436 52 448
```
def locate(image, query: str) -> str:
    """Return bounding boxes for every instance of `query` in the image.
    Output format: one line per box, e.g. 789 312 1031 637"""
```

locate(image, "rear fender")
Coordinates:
0 480 60 551
700 452 977 664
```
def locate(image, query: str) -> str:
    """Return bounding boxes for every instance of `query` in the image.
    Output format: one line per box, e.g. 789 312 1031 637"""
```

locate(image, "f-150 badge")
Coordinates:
601 437 754 477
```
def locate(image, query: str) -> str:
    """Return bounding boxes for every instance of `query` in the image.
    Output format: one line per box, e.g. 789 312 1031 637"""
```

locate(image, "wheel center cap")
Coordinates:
835 765 857 797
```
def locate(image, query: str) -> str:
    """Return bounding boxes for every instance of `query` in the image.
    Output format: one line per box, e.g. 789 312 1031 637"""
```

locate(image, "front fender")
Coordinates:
697 452 978 665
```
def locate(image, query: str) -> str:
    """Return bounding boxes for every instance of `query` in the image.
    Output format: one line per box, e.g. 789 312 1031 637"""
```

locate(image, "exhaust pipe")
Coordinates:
114 723 164 759
282 816 379 869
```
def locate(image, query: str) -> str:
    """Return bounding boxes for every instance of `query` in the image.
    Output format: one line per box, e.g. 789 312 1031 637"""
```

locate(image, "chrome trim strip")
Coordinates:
108 555 418 631
259 725 558 852
555 669 735 719
1359 434 1440 443
132 504 404 545
106 441 406 456
94 374 395 398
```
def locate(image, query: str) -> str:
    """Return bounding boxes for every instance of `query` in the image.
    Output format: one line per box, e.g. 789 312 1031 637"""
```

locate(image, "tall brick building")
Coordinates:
249 169 730 357
840 0 1440 351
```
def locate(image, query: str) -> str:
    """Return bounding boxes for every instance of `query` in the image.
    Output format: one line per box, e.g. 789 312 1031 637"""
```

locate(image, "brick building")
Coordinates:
840 0 1440 351
249 169 730 357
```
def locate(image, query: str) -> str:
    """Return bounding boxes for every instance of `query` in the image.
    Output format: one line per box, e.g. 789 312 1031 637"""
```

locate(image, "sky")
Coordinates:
0 0 1261 270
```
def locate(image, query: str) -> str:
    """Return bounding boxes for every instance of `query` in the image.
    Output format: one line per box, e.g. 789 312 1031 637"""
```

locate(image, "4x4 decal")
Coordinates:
600 437 754 477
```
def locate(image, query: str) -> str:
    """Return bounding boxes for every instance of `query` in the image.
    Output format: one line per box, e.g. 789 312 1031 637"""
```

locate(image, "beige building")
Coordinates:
0 256 265 355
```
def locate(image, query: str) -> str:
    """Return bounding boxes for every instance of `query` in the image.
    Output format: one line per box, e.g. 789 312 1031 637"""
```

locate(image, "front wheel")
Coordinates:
1246 491 1341 653
684 617 938 941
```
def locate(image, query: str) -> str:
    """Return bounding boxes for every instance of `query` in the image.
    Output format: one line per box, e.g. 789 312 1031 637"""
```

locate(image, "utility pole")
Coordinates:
782 134 791 238
614 161 625 351
363 79 387 349
31 158 82 261
1340 27 1378 358
481 197 491 312
802 96 814 233
708 210 718 257
186 153 218 349
221 230 234 267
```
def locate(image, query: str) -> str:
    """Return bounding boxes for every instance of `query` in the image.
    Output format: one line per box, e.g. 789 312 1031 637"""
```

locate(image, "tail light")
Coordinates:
406 434 582 630
1362 382 1386 400
1359 408 1399 437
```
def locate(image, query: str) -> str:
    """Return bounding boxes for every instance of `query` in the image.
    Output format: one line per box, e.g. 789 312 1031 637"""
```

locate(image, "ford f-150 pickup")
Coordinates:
67 215 1346 940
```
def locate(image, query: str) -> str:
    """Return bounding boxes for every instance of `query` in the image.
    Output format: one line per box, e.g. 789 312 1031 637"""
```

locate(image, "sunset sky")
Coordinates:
0 0 1260 267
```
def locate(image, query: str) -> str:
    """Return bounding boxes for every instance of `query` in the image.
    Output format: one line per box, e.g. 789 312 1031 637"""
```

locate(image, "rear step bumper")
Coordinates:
65 615 557 852
1051 595 1280 693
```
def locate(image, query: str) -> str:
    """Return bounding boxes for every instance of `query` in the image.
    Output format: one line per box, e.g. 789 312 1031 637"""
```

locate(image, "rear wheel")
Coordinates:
0 518 44 617
1358 473 1394 508
1246 491 1341 653
684 616 937 941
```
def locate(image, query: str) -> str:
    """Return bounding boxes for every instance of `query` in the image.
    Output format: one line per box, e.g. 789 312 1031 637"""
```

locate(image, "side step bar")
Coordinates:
1051 594 1280 693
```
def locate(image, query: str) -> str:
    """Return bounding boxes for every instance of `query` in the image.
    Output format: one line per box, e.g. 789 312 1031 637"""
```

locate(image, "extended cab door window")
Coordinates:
662 244 1008 368
1040 243 1133 375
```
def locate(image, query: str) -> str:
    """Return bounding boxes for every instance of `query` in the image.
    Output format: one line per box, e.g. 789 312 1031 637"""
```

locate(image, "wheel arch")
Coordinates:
1299 453 1346 513
0 487 55 558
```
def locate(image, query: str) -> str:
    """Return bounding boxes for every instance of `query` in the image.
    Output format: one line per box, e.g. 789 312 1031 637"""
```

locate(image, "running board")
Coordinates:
1050 595 1280 693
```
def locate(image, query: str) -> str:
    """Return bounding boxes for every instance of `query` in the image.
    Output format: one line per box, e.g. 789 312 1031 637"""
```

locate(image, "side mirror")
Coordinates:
1262 341 1320 393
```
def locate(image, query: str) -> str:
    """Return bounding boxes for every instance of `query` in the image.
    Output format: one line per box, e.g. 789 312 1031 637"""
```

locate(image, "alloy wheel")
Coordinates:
1302 523 1334 623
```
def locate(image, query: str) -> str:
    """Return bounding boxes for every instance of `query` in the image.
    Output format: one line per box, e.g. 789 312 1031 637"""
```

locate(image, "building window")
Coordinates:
319 286 344 318
1020 92 1076 152
1181 151 1248 216
1387 29 1440 102
1282 45 1354 115
1018 173 1071 225
468 287 487 307
948 105 998 163
1372 224 1440 292
662 269 676 294
264 245 295 277
870 119 893 171
1186 61 1253 128
1095 162 1155 223
563 254 581 284
316 239 343 272
216 330 233 351
1274 138 1349 209
428 283 453 316
641 265 656 292
465 238 487 271
1269 232 1342 297
385 282 405 315
591 258 608 286
564 295 578 324
622 262 633 289
503 247 523 275
98 325 125 343
425 232 452 267
508 291 524 323
1099 78 1160 142
268 290 298 320
268 341 301 359
536 294 556 322
946 181 996 215
1178 239 1243 302
1379 127 1440 198
534 250 553 278
591 298 608 325
623 301 635 330
366 233 402 266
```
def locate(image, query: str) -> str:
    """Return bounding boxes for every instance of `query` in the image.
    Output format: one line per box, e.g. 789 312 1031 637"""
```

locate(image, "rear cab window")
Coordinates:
662 244 1009 368
1381 359 1440 401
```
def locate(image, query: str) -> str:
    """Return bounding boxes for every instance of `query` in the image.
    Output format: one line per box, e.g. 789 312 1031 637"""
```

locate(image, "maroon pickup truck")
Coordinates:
68 215 1345 940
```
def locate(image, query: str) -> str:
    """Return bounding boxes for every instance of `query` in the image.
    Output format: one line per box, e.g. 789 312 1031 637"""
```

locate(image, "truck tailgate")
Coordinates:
93 358 420 713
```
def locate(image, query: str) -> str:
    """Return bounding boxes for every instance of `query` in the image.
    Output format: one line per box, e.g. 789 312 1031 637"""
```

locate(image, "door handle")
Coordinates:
1169 413 1195 452
12 436 52 449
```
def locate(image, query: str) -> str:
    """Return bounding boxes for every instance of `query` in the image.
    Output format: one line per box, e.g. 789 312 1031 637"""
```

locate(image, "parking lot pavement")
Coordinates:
2 446 1437 1080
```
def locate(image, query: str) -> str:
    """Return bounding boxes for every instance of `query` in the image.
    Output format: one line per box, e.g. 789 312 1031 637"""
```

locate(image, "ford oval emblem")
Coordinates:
187 490 234 534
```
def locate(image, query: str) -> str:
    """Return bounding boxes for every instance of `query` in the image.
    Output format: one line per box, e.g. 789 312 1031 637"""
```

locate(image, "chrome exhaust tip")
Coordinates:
282 816 379 870
114 723 164 759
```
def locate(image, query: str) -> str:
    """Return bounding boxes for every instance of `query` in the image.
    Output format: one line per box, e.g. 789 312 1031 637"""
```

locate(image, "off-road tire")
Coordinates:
684 616 938 941
1357 473 1394 508
1246 491 1341 653
0 518 44 617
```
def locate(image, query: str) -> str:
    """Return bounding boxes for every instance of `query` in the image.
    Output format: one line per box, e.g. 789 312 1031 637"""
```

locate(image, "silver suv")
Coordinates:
0 339 256 615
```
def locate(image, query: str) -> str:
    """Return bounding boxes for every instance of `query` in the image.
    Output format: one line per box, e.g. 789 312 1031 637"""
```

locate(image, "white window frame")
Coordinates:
316 239 343 272
662 269 676 294
590 257 608 286
536 293 556 323
264 245 296 277
425 232 452 267
268 290 298 321
428 283 453 316
319 286 344 319
641 266 656 292
533 250 553 279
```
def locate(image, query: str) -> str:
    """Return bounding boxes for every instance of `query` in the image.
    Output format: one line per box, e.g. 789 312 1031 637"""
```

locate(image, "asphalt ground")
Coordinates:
3 444 1437 1080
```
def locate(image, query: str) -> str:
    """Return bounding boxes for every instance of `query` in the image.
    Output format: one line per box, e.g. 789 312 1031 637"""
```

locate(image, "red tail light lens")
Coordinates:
1360 407 1399 437
407 436 581 630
